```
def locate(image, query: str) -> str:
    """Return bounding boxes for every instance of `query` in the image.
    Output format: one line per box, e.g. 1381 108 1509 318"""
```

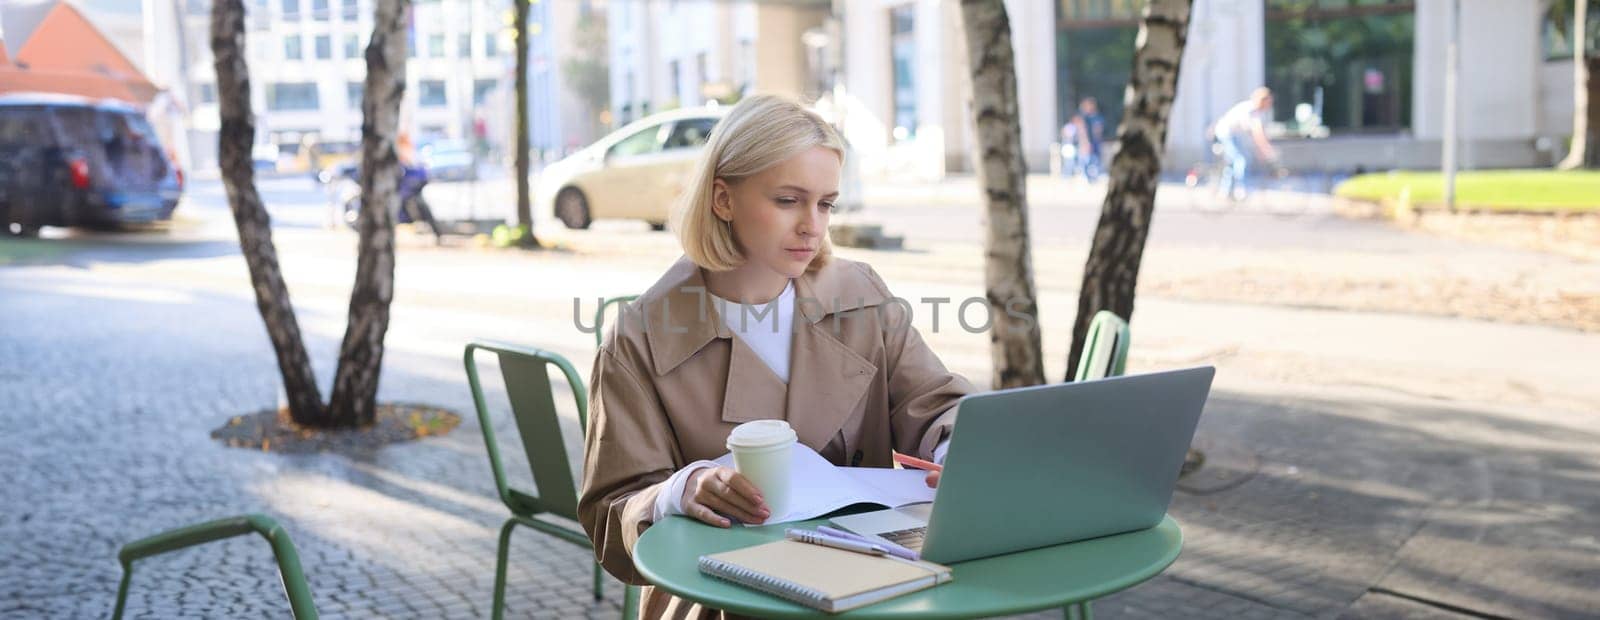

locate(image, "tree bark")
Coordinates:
958 0 1045 389
210 0 327 424
1589 55 1600 168
513 0 538 243
1066 0 1193 381
326 0 408 427
1558 0 1593 170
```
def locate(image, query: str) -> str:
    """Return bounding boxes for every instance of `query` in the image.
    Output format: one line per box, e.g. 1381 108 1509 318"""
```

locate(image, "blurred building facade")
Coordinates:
606 0 827 127
611 0 1574 178
222 0 513 172
18 0 1586 179
528 0 609 162
829 0 1584 178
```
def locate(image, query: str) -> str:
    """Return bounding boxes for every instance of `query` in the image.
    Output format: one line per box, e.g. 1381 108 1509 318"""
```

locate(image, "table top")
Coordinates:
633 514 1183 619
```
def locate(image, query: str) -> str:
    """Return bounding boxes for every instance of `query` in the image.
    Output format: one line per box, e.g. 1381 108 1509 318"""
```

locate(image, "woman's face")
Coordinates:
712 146 841 280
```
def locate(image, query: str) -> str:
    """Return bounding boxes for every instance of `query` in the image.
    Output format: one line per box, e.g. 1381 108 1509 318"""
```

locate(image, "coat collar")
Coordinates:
637 255 890 377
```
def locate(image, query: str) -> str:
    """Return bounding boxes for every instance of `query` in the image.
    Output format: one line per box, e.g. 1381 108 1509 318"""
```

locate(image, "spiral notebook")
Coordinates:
697 539 953 613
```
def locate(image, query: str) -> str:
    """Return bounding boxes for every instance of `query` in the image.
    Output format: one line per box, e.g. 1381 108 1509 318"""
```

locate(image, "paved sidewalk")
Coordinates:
4 224 1599 618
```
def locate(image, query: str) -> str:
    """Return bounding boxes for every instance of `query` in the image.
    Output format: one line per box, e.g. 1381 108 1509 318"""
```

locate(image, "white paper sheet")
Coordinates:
713 444 936 525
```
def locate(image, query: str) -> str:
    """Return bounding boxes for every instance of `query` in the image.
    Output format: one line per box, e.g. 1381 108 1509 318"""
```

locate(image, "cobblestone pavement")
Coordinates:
4 183 1599 618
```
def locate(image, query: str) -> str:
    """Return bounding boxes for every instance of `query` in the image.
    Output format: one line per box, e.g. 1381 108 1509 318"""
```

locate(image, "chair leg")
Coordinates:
592 561 604 601
492 518 518 620
111 569 133 620
623 584 641 620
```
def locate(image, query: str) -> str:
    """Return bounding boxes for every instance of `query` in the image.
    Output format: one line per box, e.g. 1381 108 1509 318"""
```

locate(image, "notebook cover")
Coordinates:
698 539 951 612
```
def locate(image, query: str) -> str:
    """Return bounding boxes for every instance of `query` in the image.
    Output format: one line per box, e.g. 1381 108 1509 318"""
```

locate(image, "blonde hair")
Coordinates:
674 94 846 272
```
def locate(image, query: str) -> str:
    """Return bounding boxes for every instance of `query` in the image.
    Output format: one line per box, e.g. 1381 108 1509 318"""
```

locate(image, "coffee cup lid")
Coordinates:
726 419 797 450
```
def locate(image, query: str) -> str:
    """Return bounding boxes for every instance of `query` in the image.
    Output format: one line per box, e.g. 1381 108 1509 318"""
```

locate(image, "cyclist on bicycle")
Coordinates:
1212 87 1278 200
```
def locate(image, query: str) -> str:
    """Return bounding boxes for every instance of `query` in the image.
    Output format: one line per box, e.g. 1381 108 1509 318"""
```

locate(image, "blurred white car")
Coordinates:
535 107 723 230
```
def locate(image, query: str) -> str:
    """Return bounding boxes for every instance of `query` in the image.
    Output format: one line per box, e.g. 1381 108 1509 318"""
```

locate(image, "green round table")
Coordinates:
633 514 1183 619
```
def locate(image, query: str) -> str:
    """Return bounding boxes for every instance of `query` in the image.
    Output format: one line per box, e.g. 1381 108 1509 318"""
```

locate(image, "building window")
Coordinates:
459 33 472 59
1056 0 1141 136
284 34 303 60
347 81 363 107
311 0 328 21
198 83 216 104
890 4 917 141
281 0 299 19
473 79 496 105
341 0 358 20
268 82 320 111
1265 0 1415 133
344 33 361 59
419 79 448 107
315 34 331 59
428 33 446 58
1544 0 1600 61
484 32 498 57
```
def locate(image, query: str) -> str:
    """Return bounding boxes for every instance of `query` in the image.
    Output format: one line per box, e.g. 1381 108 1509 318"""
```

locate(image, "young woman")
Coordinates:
578 95 973 619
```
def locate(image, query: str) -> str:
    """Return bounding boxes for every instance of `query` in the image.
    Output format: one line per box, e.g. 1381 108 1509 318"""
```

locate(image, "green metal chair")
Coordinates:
464 341 640 620
112 513 317 620
1062 310 1130 620
1074 309 1131 382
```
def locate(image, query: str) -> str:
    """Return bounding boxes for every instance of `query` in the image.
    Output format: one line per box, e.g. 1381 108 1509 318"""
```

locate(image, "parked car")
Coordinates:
535 107 723 230
419 139 478 182
0 94 182 237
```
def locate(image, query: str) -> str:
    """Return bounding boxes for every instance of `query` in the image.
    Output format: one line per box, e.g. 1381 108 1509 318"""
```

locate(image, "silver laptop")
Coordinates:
831 366 1214 564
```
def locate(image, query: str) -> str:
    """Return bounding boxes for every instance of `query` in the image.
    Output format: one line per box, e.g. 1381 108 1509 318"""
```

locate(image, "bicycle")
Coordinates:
1184 139 1306 217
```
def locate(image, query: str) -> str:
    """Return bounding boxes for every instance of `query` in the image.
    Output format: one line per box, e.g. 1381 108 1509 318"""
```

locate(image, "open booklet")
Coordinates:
712 444 935 525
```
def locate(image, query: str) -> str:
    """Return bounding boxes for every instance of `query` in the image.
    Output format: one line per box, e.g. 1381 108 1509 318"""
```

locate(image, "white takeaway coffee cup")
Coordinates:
725 419 798 518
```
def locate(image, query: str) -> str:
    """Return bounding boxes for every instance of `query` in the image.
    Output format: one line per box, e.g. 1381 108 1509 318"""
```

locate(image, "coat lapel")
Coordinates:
720 334 789 423
784 309 877 452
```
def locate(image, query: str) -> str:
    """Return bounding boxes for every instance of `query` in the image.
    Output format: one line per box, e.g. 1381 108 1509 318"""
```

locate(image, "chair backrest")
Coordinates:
114 514 316 620
1074 310 1130 382
593 295 639 348
464 342 587 521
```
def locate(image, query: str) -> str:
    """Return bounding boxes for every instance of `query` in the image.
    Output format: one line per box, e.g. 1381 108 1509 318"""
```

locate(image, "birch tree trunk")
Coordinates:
326 0 409 426
512 0 538 243
1066 0 1193 381
958 0 1045 389
1558 0 1594 169
210 0 327 425
1588 55 1600 168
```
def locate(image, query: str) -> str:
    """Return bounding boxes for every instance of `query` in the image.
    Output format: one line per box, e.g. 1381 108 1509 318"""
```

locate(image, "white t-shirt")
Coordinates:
1216 100 1266 139
711 280 797 383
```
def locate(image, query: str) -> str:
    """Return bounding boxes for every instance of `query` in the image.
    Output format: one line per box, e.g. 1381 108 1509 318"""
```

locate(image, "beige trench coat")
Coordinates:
578 255 974 619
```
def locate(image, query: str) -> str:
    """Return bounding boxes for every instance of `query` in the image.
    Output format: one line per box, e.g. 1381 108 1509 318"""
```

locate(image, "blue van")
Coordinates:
0 94 183 237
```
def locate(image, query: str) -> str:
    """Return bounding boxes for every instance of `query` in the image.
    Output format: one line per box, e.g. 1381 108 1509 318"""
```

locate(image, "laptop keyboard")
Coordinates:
880 526 928 551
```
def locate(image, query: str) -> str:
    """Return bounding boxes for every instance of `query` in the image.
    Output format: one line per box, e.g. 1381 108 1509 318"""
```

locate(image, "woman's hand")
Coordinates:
925 470 940 488
683 466 770 528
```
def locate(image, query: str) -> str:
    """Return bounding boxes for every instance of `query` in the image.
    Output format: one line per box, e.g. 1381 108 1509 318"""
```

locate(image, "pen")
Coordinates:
817 525 922 561
892 452 943 472
785 528 884 557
